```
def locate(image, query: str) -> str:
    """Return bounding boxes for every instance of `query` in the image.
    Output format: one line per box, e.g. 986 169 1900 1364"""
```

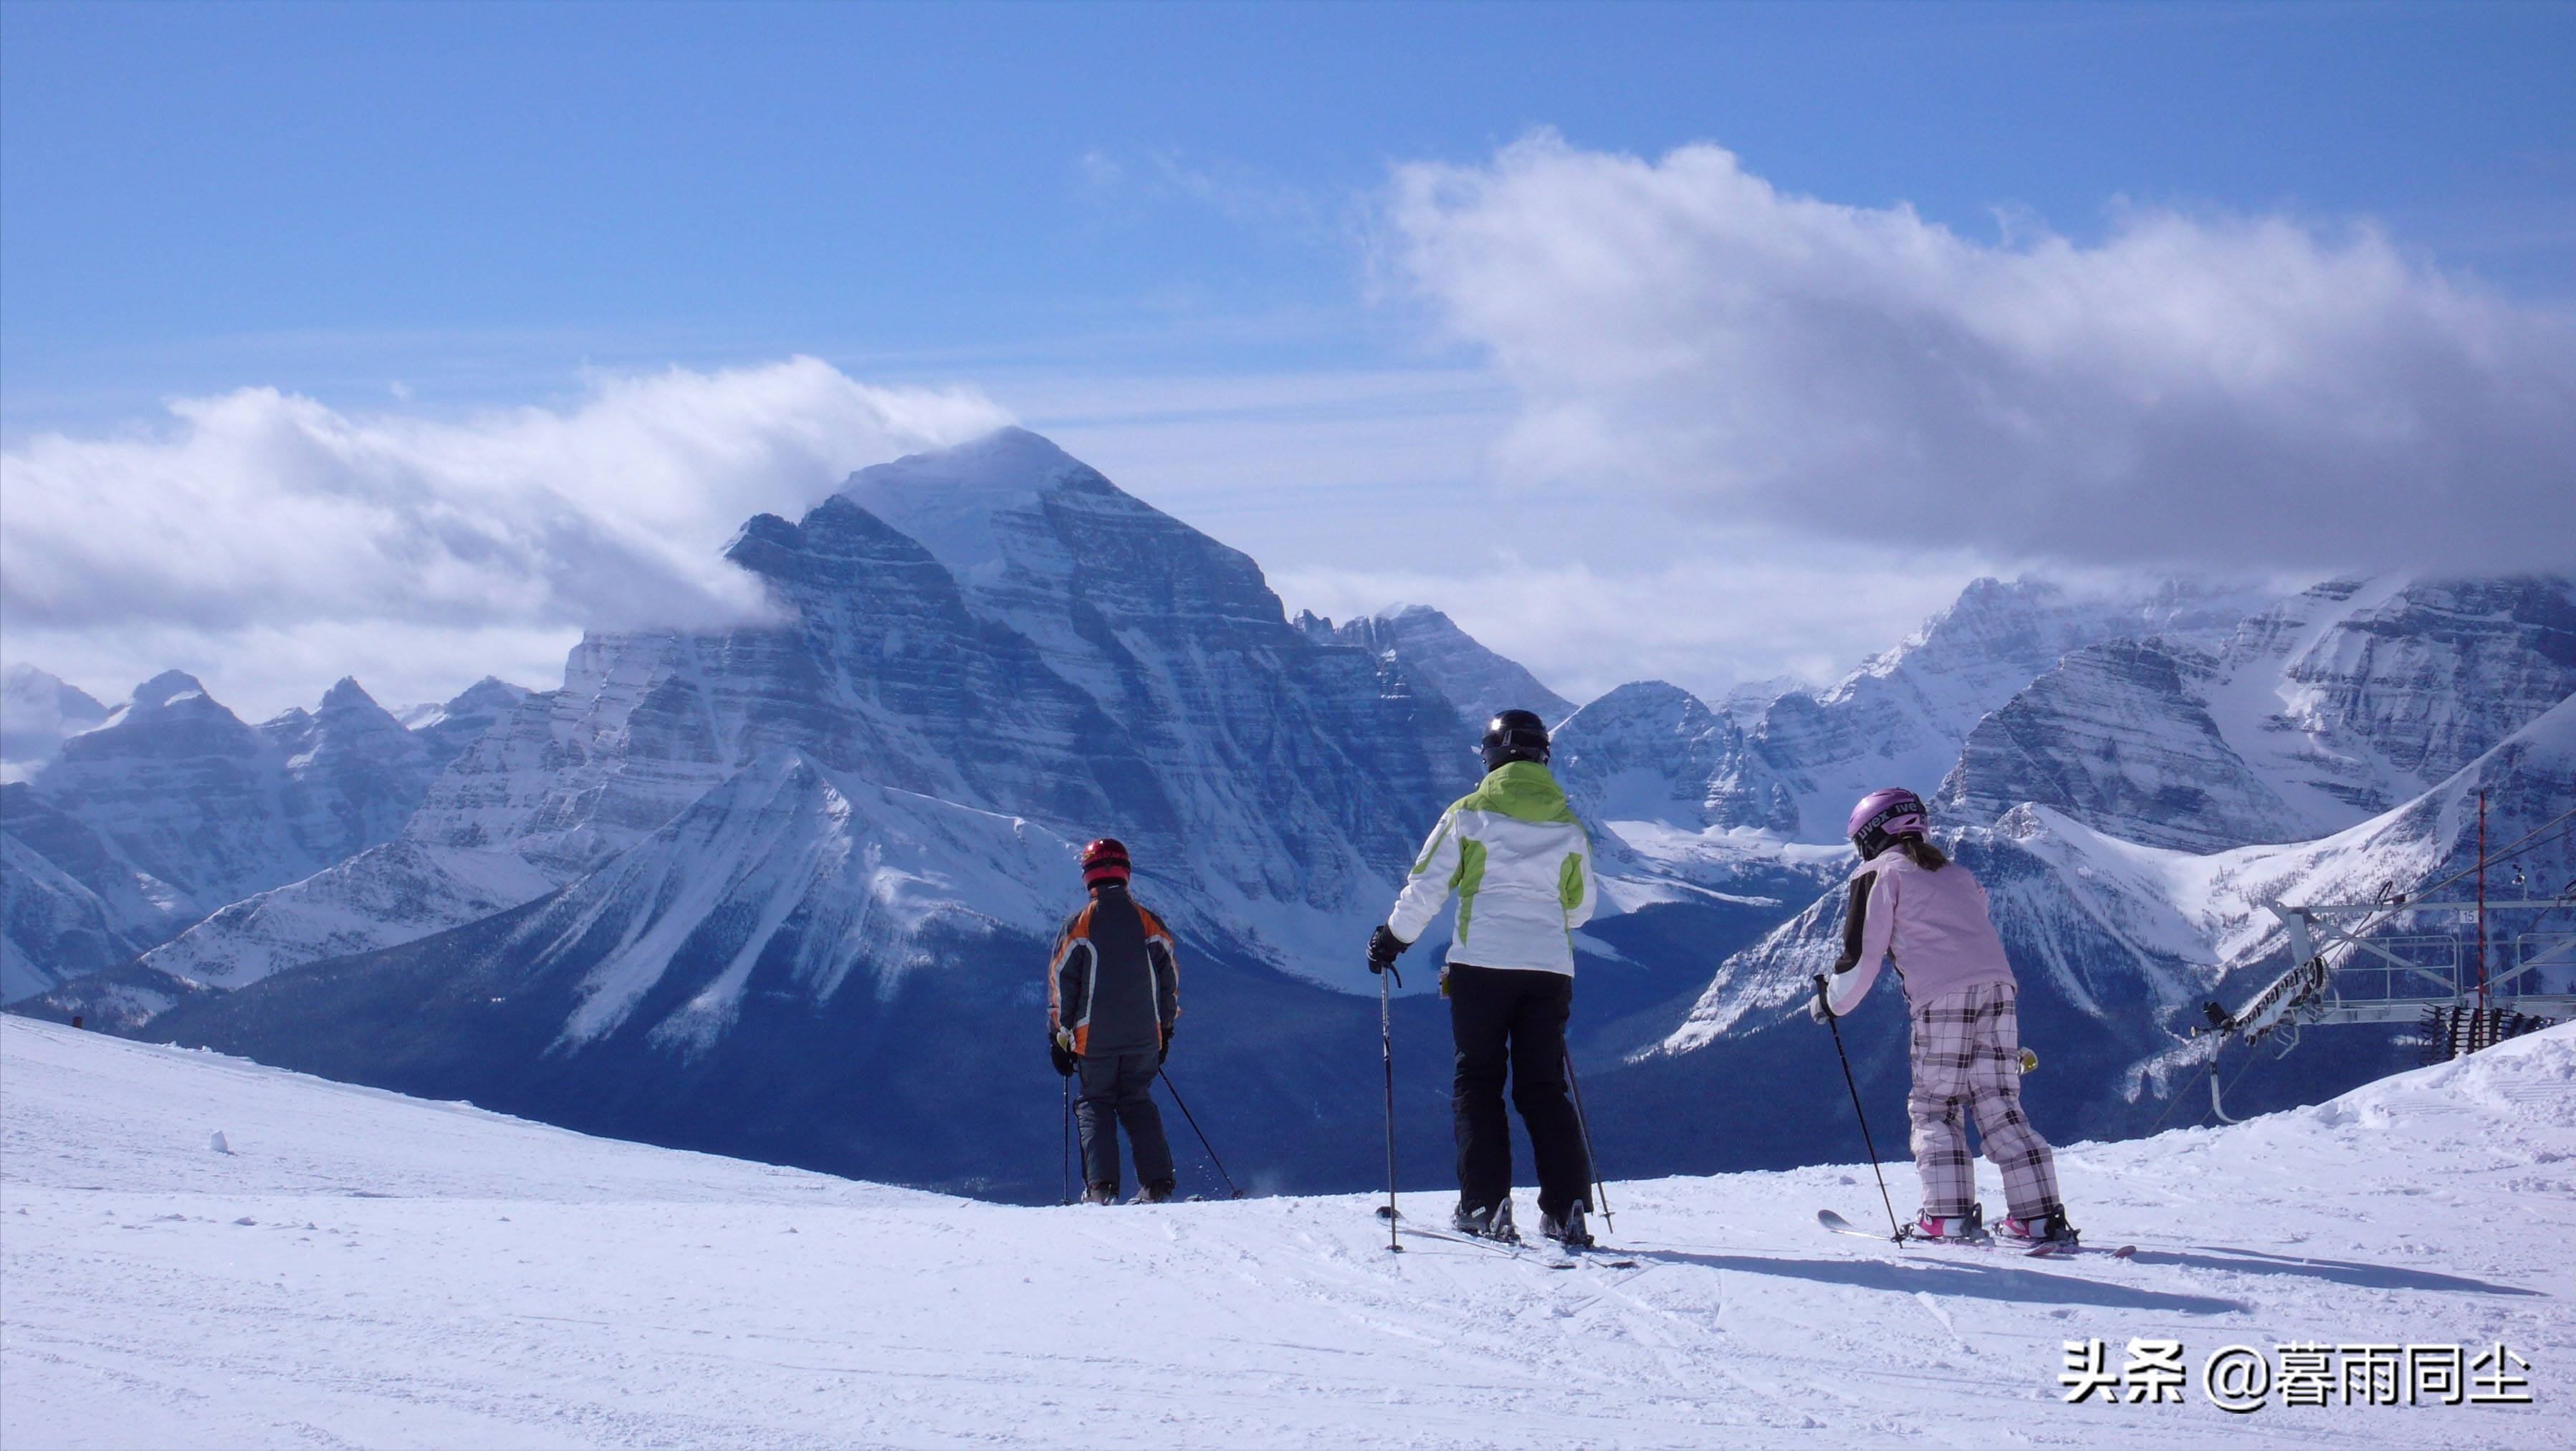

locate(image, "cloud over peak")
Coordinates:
3 358 1010 636
1 358 1010 717
1389 133 2575 571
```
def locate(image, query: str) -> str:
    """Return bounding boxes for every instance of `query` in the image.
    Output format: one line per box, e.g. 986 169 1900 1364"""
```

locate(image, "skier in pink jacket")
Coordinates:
1812 787 2079 1248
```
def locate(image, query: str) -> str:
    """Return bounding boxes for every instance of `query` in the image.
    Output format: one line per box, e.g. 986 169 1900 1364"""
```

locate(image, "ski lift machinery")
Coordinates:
2196 791 2576 1124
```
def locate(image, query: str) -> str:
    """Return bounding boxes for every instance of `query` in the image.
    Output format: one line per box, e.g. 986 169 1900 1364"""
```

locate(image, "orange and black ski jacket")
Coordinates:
1048 883 1179 1057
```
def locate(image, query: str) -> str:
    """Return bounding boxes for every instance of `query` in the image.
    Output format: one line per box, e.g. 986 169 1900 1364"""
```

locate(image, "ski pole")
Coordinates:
1562 1048 1613 1235
1062 1074 1073 1205
1157 1068 1244 1199
1378 959 1403 1253
1819 975 1903 1241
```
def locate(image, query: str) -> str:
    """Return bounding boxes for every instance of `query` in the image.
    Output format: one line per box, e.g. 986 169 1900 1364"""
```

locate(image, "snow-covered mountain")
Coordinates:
41 431 1795 1194
1552 680 1801 834
0 805 188 1001
1533 578 2281 855
133 840 560 997
13 671 436 906
128 742 1462 1199
1738 577 2279 842
1940 574 2576 852
141 430 1483 1004
394 676 531 768
1295 602 1579 726
0 666 109 783
11 427 2561 1207
506 750 1078 1056
1528 578 2288 937
0 672 456 998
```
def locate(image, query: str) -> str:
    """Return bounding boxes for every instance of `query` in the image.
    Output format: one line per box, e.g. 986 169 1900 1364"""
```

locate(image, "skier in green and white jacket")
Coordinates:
1369 708 1600 1247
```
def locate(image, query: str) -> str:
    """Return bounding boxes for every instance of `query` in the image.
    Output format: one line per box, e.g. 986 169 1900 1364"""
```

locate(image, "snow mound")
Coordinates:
2314 1020 2576 1132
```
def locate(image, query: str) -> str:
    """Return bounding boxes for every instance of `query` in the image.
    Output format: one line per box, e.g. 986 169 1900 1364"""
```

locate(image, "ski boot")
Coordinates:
1996 1209 2080 1250
1130 1179 1175 1205
1081 1182 1119 1206
1452 1199 1519 1242
1539 1204 1594 1249
1911 1204 1985 1242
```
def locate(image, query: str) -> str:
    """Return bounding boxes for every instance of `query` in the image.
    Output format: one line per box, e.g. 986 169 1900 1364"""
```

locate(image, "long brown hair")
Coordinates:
1895 835 1949 871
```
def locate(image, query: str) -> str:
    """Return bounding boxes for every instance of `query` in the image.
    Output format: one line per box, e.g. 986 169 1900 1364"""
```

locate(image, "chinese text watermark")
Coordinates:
2059 1340 2532 1413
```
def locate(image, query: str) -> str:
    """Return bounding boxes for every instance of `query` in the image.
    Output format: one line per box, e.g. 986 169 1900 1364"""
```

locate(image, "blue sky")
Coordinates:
4 1 2571 715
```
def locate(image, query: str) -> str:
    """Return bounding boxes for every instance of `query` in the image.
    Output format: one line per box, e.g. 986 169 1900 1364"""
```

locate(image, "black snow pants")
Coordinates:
1448 963 1591 1221
1076 1050 1174 1192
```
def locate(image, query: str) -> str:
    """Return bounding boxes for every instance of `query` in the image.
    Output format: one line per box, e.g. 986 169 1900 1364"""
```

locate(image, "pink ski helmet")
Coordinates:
1847 787 1928 861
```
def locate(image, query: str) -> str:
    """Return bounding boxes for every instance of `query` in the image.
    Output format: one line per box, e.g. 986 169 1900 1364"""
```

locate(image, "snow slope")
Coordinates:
6 1013 2567 1448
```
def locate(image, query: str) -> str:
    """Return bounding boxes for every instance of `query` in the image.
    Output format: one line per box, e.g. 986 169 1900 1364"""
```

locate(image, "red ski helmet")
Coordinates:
1080 837 1131 888
1847 788 1928 861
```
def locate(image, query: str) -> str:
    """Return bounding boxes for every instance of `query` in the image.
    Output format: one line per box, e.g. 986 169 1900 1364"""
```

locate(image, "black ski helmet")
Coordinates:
1480 709 1551 772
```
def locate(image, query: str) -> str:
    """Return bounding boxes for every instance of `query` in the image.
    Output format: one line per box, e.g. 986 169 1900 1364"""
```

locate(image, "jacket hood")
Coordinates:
1459 760 1579 825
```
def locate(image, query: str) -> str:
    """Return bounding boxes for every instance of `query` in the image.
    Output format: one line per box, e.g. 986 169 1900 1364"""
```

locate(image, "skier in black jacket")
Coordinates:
1048 838 1182 1205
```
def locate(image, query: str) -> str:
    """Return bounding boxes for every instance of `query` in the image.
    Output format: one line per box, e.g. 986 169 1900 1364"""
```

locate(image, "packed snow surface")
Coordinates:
4 1015 2569 1447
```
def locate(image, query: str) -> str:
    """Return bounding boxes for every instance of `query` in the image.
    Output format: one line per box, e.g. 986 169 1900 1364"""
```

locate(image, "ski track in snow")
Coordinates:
4 1017 2570 1448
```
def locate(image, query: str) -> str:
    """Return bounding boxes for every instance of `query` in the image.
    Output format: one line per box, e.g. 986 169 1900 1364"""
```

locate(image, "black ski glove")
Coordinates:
1809 973 1838 1025
1368 924 1410 974
1157 1020 1174 1067
1049 1033 1077 1078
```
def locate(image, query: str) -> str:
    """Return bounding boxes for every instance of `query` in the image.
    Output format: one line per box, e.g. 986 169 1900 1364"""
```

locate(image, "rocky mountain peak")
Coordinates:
397 677 535 769
1551 681 1795 831
1302 602 1576 727
128 670 214 712
317 677 386 716
835 426 1112 586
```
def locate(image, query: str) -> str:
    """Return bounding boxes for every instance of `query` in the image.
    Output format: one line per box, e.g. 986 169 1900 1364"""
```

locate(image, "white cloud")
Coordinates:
1387 133 2576 572
1 358 1008 717
1273 535 1978 707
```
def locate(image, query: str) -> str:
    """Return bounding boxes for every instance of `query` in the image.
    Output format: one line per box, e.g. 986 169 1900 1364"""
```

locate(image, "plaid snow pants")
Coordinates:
1907 982 2062 1220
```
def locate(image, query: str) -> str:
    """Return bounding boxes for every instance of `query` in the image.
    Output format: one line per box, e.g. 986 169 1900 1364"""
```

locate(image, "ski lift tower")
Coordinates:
2206 793 2576 1070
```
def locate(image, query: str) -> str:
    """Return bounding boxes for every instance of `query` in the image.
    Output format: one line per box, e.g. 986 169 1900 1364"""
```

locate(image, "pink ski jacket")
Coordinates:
1823 850 2016 1017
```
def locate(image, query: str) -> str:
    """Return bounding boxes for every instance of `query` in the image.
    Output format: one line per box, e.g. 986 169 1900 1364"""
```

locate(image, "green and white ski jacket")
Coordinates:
1387 760 1598 977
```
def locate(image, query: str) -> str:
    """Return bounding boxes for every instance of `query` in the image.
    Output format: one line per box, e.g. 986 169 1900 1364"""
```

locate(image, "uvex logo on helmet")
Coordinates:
1080 837 1131 887
1847 788 1928 861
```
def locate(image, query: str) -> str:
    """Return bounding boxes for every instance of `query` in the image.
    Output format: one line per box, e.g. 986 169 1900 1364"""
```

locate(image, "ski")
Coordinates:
1397 1221 1568 1267
1390 1216 1637 1270
1816 1208 1902 1242
2026 1240 2138 1260
1564 1243 1643 1270
1818 1208 2134 1259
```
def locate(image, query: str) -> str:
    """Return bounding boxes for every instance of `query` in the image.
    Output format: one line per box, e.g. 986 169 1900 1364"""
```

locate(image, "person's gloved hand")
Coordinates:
1157 1019 1175 1067
1368 924 1409 974
1809 973 1837 1025
1049 1029 1077 1077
